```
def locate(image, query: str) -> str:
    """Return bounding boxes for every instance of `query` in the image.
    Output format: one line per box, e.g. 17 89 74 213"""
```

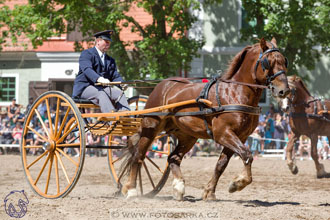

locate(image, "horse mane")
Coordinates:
221 45 254 80
293 76 312 96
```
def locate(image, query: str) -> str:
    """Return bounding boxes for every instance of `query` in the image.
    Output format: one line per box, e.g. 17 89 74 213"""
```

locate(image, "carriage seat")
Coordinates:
72 97 99 108
72 97 94 104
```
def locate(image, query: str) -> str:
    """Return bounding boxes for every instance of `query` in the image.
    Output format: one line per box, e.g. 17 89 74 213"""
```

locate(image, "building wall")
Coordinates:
0 60 41 106
299 54 330 99
189 0 245 77
36 52 80 81
203 0 243 48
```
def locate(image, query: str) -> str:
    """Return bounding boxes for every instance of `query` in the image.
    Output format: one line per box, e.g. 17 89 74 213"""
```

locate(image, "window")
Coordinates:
0 73 19 104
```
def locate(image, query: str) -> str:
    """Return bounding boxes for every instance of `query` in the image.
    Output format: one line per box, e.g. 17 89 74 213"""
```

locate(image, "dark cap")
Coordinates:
93 30 113 42
12 98 16 101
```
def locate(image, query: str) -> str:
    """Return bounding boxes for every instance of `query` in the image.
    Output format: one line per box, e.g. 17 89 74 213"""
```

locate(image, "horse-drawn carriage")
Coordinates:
20 38 291 200
20 90 214 198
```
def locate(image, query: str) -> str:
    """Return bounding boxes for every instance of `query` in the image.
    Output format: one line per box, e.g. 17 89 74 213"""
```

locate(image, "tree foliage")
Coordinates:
241 0 330 76
0 0 222 80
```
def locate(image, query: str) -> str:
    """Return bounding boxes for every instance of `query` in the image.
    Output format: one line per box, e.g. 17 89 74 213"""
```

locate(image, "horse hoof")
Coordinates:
172 179 185 201
287 163 299 175
202 191 216 201
174 191 184 201
316 172 330 179
316 164 328 178
228 182 238 193
291 165 298 175
126 188 138 199
121 185 128 196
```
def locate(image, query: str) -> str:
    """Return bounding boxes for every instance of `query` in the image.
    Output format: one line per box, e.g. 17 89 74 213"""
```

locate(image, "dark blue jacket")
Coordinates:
72 47 123 98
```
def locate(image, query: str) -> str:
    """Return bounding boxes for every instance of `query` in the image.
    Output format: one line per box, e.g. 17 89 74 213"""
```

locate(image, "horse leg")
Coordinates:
202 147 233 201
122 125 160 198
310 135 328 178
216 131 253 193
286 132 299 174
168 135 197 201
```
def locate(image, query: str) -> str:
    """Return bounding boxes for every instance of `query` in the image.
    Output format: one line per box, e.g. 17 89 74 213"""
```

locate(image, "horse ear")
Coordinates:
292 75 297 81
271 37 278 47
260 38 268 52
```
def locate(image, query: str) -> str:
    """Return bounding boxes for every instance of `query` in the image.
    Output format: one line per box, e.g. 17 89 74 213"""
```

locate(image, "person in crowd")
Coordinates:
264 114 275 149
12 122 23 145
33 121 45 156
153 139 163 158
25 122 35 155
72 30 129 113
273 113 288 150
189 140 201 158
64 129 80 157
266 103 278 116
37 101 47 121
148 140 157 158
7 98 21 126
298 135 311 161
0 119 9 154
250 127 261 158
25 96 34 114
86 131 96 157
257 114 266 154
0 121 14 154
93 136 102 157
318 136 329 160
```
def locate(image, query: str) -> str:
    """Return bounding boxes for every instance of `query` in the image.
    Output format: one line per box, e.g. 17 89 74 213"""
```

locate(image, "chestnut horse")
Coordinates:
123 38 290 200
280 75 330 178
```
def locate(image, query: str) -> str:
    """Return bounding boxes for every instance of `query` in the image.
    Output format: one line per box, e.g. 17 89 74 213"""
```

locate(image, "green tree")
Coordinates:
0 0 222 80
241 0 329 76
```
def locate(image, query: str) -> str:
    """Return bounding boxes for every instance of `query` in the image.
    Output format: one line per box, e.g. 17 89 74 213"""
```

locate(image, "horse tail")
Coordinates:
118 132 141 185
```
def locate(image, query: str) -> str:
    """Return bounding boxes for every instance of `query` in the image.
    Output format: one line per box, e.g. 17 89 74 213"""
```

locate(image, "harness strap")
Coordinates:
196 78 218 139
314 100 318 115
141 105 261 117
215 79 221 107
290 112 330 123
266 70 286 85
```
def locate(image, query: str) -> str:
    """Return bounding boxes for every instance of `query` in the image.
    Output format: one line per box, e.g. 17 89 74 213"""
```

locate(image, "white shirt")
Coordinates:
95 46 105 65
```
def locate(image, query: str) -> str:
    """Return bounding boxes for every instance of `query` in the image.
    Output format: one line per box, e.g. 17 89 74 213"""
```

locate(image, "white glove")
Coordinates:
121 84 128 91
97 77 110 84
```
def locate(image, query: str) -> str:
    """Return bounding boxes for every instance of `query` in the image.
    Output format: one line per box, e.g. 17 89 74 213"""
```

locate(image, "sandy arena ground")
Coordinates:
1 154 329 220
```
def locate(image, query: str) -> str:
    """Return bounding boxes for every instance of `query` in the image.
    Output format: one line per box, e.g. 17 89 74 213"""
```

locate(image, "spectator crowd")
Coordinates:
0 98 329 161
0 98 27 154
246 104 329 160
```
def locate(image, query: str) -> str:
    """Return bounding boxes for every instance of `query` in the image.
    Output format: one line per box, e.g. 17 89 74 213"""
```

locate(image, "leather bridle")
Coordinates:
253 43 288 86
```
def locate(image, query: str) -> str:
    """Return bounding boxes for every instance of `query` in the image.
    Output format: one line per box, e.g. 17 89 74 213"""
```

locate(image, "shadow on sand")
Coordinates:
155 195 302 207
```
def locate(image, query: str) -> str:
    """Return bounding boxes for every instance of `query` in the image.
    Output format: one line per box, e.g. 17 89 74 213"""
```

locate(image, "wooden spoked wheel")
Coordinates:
21 91 85 199
107 95 175 197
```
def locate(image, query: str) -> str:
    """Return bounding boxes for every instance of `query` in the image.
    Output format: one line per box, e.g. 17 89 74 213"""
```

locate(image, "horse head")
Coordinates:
279 75 311 112
254 37 290 98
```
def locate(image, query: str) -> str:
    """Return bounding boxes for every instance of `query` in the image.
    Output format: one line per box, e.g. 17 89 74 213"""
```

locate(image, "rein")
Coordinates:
219 79 268 89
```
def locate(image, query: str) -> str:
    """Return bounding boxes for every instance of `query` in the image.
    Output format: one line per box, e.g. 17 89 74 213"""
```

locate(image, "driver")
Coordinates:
72 30 130 113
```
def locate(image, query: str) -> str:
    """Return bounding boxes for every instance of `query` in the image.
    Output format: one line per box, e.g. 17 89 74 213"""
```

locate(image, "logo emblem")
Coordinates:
4 190 29 218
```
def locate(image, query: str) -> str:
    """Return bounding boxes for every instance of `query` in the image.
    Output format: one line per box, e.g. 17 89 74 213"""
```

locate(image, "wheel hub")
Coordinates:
43 140 56 152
